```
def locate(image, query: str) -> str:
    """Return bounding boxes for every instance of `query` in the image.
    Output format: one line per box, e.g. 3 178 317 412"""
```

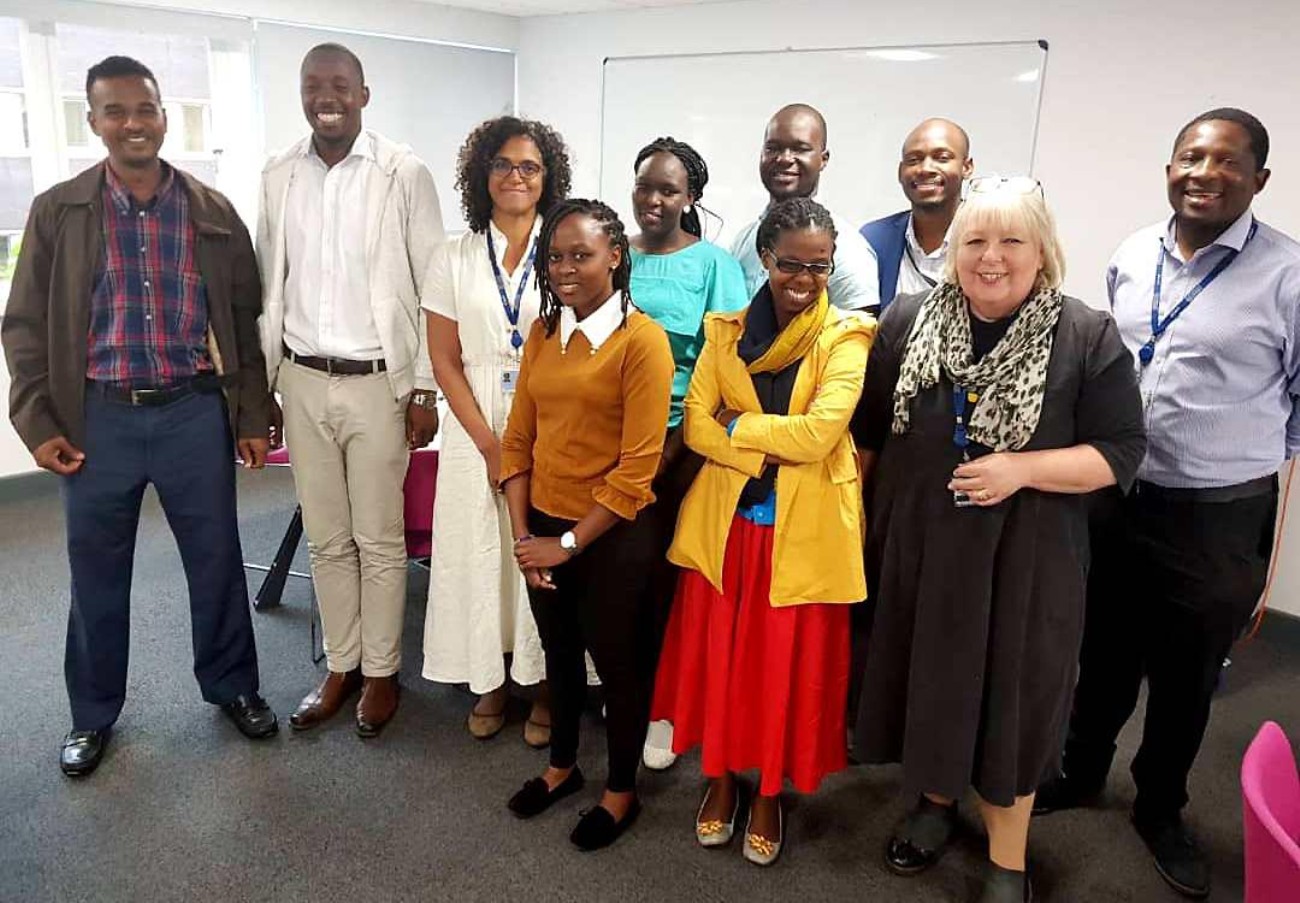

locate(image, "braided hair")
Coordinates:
535 199 634 337
755 196 838 257
633 137 710 238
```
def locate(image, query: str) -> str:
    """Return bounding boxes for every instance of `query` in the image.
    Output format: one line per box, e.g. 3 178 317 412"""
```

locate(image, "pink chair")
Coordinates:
1241 720 1300 903
403 448 438 562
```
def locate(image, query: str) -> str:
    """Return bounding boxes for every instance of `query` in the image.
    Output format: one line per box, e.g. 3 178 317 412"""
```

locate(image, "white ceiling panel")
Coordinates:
410 0 736 16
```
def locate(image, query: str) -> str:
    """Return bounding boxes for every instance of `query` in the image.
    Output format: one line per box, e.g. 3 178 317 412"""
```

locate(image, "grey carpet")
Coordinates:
1 468 1297 902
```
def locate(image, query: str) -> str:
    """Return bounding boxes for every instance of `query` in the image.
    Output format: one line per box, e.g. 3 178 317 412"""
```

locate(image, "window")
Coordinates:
0 18 31 310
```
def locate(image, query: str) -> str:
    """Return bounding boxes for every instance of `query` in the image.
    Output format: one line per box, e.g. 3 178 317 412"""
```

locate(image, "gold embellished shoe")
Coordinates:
742 798 784 867
695 780 742 848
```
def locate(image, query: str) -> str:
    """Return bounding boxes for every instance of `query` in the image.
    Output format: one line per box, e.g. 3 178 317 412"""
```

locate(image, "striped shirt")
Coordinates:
86 163 211 387
1107 210 1300 488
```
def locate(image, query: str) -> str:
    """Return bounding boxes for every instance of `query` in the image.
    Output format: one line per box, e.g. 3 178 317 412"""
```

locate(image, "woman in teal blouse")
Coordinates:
628 136 748 771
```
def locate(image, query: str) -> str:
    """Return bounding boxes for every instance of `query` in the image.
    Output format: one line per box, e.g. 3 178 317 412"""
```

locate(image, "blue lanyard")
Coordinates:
1140 220 1257 366
486 229 536 352
952 384 979 454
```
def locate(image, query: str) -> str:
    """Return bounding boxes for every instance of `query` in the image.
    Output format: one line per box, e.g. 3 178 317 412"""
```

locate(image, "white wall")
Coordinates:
0 0 516 479
516 0 1300 615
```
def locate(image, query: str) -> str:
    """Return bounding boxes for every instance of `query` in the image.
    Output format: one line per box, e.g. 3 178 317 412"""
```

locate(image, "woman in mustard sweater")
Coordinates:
499 199 674 852
652 197 875 866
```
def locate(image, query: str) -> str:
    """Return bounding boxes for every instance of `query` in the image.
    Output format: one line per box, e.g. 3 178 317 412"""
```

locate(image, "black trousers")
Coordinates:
526 505 660 793
1060 481 1277 820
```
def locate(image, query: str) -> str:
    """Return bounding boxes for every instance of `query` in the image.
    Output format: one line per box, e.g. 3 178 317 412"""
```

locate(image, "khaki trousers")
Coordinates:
278 359 409 676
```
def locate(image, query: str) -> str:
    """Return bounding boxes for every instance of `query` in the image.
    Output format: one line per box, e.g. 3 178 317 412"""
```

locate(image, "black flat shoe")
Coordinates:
60 729 108 777
508 767 585 819
1132 811 1210 899
885 796 959 876
974 862 1032 902
570 798 641 851
220 693 279 739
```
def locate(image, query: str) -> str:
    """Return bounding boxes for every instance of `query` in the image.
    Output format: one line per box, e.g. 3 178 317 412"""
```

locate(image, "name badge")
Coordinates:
501 367 520 397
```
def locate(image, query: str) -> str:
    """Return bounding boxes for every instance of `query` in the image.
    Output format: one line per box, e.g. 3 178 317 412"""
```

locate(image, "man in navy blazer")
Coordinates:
861 119 972 309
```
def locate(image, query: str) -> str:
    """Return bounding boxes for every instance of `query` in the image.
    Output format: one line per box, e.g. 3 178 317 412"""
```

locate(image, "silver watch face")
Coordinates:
560 531 577 551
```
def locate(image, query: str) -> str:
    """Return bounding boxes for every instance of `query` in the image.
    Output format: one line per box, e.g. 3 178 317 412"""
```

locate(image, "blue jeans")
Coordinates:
63 388 261 731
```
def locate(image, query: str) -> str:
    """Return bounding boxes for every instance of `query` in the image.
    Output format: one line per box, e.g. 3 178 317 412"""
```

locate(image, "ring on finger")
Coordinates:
980 489 992 500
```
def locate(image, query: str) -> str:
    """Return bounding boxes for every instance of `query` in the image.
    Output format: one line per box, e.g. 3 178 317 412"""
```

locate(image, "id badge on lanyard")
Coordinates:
488 230 534 402
952 384 979 508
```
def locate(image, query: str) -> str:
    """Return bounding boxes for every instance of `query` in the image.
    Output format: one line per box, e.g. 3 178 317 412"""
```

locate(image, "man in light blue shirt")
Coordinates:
1035 108 1300 900
729 104 880 314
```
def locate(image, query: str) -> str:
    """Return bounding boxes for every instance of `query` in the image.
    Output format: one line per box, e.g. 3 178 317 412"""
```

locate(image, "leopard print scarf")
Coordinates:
891 280 1063 451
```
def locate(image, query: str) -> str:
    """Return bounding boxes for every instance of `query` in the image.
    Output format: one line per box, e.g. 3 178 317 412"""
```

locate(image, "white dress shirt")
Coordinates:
896 214 950 296
283 132 384 360
560 292 628 353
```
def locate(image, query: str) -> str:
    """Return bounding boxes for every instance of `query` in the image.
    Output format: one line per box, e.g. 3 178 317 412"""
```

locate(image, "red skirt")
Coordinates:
651 515 851 796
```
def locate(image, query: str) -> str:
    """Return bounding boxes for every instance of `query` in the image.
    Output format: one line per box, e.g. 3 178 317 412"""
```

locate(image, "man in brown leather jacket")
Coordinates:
1 55 278 777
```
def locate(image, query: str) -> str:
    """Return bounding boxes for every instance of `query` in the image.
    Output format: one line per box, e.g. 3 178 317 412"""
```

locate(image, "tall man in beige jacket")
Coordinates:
257 43 444 737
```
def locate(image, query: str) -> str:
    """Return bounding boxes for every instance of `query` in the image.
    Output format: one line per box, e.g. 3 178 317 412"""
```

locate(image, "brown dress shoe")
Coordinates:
356 675 400 738
289 669 362 731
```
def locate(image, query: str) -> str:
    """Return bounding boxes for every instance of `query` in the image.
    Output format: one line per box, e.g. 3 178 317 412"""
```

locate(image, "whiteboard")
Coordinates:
254 22 515 232
599 41 1047 248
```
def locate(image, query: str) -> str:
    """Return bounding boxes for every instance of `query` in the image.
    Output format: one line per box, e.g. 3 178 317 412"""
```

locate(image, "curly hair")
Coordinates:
755 196 838 256
535 199 633 337
455 116 572 233
633 137 710 238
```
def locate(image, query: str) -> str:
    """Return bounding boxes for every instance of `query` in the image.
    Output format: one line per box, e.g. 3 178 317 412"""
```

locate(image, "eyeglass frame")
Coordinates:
760 249 836 278
489 157 546 181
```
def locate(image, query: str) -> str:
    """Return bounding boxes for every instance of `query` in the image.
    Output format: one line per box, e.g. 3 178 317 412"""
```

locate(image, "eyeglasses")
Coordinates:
490 158 544 181
762 252 835 277
967 175 1044 197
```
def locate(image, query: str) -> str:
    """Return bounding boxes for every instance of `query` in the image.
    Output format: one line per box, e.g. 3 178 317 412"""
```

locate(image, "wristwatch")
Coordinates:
559 530 581 556
410 390 437 410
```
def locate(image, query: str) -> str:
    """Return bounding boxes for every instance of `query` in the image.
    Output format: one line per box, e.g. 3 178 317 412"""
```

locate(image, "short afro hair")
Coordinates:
1174 107 1269 170
455 116 572 233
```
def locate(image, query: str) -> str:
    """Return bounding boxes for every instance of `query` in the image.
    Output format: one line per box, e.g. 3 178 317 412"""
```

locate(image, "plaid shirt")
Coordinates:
86 163 212 387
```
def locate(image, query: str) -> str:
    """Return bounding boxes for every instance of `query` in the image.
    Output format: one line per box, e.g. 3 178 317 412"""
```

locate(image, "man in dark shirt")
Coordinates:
1 56 278 777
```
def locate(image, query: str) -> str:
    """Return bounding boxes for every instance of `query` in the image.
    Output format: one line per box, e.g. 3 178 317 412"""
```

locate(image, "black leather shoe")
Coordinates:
508 767 585 819
975 862 1033 902
220 693 279 739
570 798 642 851
1132 812 1210 899
60 729 108 777
885 796 959 876
1032 772 1103 816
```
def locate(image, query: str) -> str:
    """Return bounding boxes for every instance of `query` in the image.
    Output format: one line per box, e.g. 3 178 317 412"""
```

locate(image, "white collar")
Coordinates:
559 292 626 354
906 213 951 259
303 130 374 164
487 215 543 268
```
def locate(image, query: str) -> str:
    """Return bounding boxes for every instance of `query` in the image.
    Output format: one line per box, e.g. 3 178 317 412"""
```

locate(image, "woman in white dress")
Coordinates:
423 117 573 745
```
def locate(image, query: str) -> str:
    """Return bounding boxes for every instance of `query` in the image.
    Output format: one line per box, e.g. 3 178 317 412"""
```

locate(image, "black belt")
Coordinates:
284 345 386 376
1134 473 1277 504
88 375 221 407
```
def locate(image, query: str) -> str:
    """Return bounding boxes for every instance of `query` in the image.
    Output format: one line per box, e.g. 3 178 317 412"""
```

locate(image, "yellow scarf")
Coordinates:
745 290 830 375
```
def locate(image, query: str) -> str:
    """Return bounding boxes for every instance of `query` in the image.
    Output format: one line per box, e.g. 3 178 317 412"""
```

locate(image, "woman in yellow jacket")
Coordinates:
651 197 875 866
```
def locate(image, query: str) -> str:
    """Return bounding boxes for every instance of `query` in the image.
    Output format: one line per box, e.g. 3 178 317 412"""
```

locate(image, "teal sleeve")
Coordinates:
707 253 751 314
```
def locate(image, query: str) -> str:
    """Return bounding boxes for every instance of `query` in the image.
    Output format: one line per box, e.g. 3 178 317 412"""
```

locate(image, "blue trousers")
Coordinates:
63 389 261 731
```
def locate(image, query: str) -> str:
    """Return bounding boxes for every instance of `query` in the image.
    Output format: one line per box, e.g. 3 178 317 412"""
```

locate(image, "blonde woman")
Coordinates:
851 179 1146 902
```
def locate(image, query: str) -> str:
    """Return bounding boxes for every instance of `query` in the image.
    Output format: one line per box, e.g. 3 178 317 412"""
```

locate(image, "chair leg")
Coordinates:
254 506 305 611
309 584 325 665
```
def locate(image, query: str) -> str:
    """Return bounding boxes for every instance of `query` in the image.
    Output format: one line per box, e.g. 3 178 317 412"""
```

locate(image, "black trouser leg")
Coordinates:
1128 489 1275 821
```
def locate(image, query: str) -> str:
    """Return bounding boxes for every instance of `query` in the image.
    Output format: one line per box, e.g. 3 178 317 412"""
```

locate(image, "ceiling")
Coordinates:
416 0 738 17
